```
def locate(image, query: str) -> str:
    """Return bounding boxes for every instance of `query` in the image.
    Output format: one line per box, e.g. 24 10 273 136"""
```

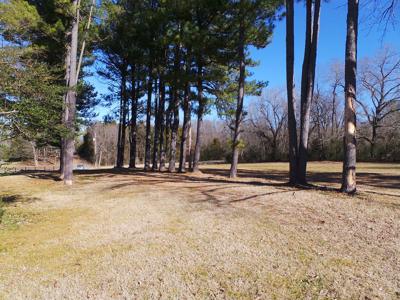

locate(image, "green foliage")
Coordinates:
0 138 33 162
78 131 95 163
214 67 267 125
0 0 42 43
77 81 100 124
201 138 228 161
0 0 98 149
0 47 65 146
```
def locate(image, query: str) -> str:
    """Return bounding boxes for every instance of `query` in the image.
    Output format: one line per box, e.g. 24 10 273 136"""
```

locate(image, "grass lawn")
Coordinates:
0 162 399 299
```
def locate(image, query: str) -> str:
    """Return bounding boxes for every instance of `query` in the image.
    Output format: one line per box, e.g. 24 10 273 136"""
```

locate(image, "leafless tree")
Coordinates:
325 62 345 135
249 89 287 161
357 47 400 158
310 87 333 160
364 0 399 33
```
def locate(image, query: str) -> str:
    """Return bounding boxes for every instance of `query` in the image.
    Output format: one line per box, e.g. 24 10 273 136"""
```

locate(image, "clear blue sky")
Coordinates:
249 0 400 88
88 0 400 119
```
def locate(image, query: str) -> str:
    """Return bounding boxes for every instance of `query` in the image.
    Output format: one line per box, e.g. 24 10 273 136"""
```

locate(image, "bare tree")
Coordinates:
87 123 118 167
357 48 400 158
326 62 344 135
310 86 332 160
365 0 399 33
249 89 287 161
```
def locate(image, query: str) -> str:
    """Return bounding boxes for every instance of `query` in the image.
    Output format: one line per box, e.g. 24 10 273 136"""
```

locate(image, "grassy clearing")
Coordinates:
0 162 399 299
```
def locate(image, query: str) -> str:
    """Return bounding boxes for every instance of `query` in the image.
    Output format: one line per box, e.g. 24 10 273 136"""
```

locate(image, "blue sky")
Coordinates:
88 0 400 119
249 0 400 88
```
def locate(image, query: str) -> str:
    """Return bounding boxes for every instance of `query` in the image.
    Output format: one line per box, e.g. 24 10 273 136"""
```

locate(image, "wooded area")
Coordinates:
0 0 399 193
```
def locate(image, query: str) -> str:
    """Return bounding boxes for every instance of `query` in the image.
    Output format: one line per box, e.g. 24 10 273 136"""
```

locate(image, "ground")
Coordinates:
0 162 399 299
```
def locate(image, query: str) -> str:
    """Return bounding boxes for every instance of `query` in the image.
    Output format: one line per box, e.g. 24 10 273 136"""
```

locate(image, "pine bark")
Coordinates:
187 121 192 170
144 70 153 171
60 44 71 176
152 78 160 171
192 64 204 173
341 0 358 193
165 94 172 165
158 77 166 171
229 19 245 179
63 0 79 185
168 87 179 172
297 0 321 185
129 66 138 168
168 45 181 173
116 66 128 168
179 81 191 173
285 0 298 184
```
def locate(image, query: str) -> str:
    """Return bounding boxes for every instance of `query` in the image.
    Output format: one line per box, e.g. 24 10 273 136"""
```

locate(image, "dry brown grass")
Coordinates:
0 162 399 299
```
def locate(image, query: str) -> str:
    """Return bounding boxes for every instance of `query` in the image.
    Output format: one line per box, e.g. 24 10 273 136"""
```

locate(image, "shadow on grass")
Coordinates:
201 168 400 193
5 166 399 203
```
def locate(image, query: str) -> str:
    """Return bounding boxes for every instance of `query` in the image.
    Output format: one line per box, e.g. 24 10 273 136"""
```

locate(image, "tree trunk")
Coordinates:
144 69 153 171
331 85 338 135
98 150 102 167
60 43 71 176
168 45 181 173
152 77 160 171
116 93 123 167
31 141 38 167
168 87 179 172
341 0 358 193
165 94 172 165
158 77 166 171
59 142 64 173
271 134 278 162
297 0 321 185
370 120 377 159
179 81 191 173
62 0 79 185
192 64 204 173
188 121 193 170
229 19 245 179
285 0 298 184
116 66 128 168
93 131 97 167
129 66 138 168
121 69 128 166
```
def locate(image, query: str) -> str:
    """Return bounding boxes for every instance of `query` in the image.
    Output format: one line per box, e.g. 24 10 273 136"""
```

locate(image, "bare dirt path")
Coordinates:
0 162 399 299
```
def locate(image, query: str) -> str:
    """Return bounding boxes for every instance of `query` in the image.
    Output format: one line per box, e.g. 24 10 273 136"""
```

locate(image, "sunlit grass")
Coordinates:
0 163 398 298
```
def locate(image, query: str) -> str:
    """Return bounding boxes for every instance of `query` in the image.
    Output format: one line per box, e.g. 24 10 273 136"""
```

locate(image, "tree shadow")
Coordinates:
8 166 398 205
4 170 62 181
201 168 400 192
0 193 40 204
0 194 22 203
